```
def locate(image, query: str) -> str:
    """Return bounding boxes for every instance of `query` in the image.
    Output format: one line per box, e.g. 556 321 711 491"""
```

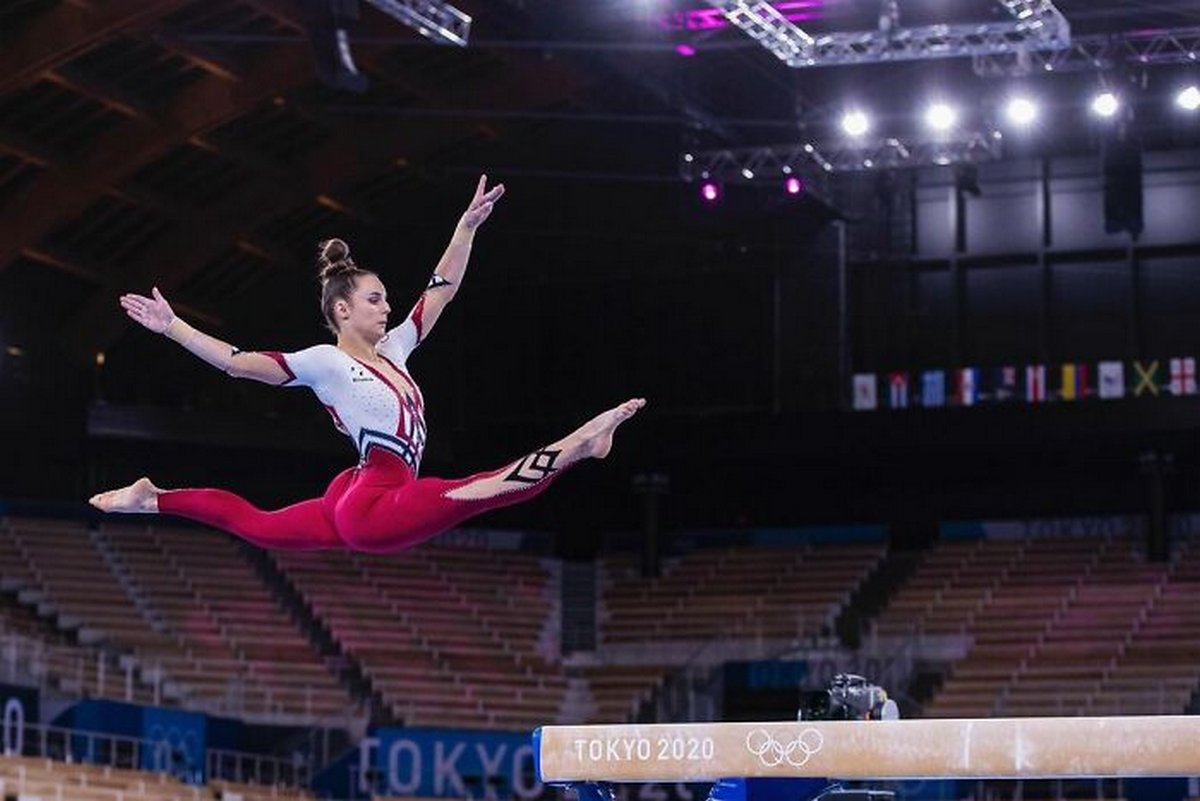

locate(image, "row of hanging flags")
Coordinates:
853 358 1198 411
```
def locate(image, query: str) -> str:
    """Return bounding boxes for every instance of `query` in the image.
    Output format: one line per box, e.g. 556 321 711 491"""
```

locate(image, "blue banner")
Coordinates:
1 683 38 755
372 728 540 799
141 707 207 784
941 512 1200 542
724 661 810 691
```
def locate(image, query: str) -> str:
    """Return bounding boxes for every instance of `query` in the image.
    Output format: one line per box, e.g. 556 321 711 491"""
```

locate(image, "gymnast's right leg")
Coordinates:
89 477 345 550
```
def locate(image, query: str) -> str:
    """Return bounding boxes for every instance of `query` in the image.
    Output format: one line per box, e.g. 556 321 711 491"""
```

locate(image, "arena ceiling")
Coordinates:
2 1 1199 365
2 0 1199 526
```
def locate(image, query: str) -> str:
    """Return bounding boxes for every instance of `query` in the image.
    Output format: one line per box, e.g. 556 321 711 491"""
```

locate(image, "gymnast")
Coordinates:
89 176 645 552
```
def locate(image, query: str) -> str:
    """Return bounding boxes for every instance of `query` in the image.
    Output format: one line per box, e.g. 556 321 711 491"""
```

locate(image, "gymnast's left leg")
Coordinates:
335 398 645 552
443 397 645 501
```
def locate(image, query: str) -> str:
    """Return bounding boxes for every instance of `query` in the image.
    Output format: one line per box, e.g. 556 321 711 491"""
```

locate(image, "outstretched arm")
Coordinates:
120 288 291 385
403 174 504 344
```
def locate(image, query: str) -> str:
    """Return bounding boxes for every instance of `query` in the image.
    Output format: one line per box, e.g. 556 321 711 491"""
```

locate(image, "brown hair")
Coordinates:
316 238 374 334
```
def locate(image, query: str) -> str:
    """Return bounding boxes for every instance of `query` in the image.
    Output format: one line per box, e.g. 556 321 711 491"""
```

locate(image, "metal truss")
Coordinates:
702 1 813 64
363 0 471 46
681 130 1004 182
702 0 1069 67
973 25 1200 76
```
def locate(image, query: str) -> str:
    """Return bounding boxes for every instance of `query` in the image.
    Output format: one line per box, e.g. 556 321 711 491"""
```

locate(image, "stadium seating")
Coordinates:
274 546 565 729
876 531 1200 717
4 510 1198 733
0 754 203 801
600 543 885 644
0 517 352 722
101 523 353 722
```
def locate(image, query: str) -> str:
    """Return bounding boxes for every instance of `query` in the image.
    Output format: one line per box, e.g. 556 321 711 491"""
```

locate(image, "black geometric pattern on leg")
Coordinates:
427 274 453 290
505 448 561 484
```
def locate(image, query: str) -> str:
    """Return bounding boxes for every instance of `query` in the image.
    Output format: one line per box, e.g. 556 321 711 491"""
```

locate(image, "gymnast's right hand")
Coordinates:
120 286 176 334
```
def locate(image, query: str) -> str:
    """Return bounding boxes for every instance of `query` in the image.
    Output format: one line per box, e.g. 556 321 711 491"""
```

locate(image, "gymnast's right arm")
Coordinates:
120 287 291 385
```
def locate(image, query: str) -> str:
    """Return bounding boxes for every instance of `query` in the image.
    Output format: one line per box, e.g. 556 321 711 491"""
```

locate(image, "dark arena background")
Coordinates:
2 1 1200 801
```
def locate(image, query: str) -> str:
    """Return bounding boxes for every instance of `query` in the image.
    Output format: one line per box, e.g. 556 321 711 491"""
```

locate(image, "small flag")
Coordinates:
993 366 1018 403
853 373 878 410
1169 357 1196 396
888 372 909 409
1133 360 1162 397
921 370 946 408
1060 363 1089 401
1025 364 1046 403
955 368 979 406
1098 361 1125 399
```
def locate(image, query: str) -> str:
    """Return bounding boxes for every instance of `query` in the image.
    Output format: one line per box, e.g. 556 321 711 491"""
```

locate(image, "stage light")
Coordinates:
700 181 721 203
1176 85 1200 111
785 176 804 195
741 167 755 180
1004 96 1038 126
676 43 697 57
1091 91 1120 118
841 110 870 137
924 102 958 132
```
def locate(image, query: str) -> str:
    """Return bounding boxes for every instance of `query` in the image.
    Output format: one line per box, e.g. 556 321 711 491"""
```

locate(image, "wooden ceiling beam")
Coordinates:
0 129 62 168
0 0 191 93
150 29 245 82
0 45 313 272
43 67 154 121
21 244 104 283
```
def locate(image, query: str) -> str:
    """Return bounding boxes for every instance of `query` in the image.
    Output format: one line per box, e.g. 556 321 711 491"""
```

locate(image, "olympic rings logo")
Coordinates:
744 728 824 768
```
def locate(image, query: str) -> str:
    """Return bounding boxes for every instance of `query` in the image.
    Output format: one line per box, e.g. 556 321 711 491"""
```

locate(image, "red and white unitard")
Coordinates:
157 308 562 552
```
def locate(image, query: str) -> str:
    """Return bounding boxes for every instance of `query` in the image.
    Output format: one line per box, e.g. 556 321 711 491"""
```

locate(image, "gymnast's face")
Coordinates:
337 273 391 343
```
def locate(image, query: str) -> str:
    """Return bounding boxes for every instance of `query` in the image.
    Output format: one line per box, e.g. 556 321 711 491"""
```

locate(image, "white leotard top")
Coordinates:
265 315 427 473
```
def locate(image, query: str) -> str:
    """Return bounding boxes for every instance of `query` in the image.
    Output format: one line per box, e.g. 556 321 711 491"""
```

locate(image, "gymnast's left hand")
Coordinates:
460 174 505 231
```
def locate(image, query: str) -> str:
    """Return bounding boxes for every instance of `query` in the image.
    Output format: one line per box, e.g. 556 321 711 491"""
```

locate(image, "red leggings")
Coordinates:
157 448 560 553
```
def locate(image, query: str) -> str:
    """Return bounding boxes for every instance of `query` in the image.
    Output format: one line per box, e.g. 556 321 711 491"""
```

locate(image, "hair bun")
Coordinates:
316 238 355 281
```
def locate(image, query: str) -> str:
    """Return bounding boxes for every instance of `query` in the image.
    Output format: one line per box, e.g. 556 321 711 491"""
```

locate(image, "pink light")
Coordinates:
785 176 804 195
663 3 825 31
676 43 697 57
700 181 721 203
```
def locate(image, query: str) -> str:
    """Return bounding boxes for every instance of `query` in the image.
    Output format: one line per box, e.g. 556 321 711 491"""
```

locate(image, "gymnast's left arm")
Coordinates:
399 174 505 345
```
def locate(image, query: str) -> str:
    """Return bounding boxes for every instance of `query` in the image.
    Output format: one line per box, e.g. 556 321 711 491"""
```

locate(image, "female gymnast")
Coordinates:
89 176 645 553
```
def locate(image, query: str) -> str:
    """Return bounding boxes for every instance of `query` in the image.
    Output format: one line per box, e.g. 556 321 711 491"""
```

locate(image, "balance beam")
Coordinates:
534 716 1200 782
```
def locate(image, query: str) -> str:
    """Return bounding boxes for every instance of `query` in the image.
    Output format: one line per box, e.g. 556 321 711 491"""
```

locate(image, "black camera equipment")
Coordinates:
797 674 899 722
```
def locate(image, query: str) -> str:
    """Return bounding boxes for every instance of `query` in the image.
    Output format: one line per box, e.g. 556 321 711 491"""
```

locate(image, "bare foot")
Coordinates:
571 398 646 460
89 477 162 514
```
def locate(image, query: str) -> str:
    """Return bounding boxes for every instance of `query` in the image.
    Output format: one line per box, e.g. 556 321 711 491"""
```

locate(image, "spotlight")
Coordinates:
1091 91 1120 118
741 167 755 180
675 43 697 57
1176 85 1200 112
1004 96 1038 126
924 102 958 132
841 110 870 137
785 176 803 195
699 180 722 203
